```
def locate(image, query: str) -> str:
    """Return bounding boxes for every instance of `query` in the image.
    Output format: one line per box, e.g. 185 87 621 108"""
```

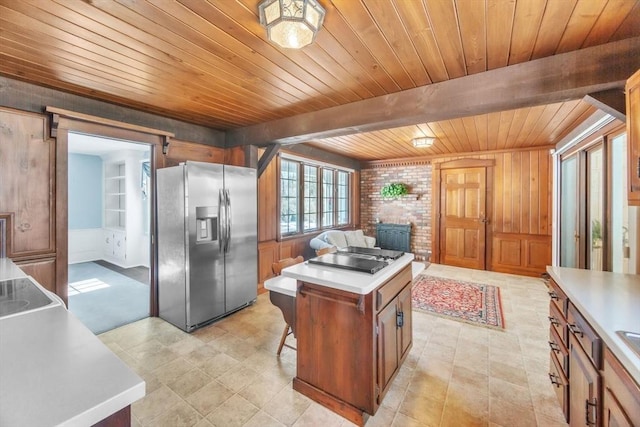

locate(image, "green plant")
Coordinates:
381 183 408 198
591 219 602 242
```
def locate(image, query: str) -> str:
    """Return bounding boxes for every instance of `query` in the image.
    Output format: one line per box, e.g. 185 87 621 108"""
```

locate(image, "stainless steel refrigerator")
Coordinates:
157 161 257 332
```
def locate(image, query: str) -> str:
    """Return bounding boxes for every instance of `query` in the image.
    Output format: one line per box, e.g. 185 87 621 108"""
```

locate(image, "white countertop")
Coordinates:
281 253 415 295
547 266 640 385
0 259 145 426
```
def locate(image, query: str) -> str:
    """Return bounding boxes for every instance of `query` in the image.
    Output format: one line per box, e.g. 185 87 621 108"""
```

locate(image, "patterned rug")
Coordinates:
412 274 505 329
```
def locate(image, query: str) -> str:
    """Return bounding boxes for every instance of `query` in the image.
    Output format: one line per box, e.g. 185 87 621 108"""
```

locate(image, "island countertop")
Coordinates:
0 259 145 426
546 266 640 385
281 252 415 295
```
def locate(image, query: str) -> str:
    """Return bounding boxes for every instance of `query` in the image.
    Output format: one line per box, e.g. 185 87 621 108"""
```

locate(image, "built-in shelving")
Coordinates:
104 162 126 229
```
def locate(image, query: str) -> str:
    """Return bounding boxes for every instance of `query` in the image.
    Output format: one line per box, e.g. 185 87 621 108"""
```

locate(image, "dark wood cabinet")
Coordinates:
0 107 55 258
15 258 57 294
294 263 412 426
569 333 601 427
626 68 640 206
377 282 412 400
548 275 640 427
603 348 640 427
547 278 570 422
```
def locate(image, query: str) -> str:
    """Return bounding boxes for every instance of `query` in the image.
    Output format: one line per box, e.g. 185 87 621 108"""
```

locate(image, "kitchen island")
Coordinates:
280 252 418 426
0 258 145 426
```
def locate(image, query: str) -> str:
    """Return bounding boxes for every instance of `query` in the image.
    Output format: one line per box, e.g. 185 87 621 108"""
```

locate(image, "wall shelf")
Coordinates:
368 193 420 201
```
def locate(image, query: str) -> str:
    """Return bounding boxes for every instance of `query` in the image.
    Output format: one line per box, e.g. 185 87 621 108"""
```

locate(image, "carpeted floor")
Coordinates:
412 274 505 329
68 261 149 334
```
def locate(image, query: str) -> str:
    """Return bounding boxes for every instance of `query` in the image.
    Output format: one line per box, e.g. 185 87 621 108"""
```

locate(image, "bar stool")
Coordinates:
270 256 303 356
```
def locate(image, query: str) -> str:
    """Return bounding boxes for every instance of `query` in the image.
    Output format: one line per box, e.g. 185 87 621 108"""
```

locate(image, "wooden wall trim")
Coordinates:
361 145 554 169
53 117 165 317
0 76 224 147
47 107 174 138
434 158 496 170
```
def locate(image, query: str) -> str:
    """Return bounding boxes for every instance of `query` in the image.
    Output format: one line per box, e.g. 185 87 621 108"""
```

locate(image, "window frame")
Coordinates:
278 155 353 238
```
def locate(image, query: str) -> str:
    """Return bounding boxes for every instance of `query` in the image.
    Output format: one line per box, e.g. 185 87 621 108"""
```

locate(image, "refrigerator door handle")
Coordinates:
218 189 225 252
225 189 231 253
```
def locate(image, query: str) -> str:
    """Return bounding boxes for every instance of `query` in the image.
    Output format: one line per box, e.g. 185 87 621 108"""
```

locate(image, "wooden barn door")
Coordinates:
433 159 494 270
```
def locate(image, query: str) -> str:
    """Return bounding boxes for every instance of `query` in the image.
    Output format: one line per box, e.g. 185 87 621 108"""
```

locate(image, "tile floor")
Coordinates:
98 263 569 427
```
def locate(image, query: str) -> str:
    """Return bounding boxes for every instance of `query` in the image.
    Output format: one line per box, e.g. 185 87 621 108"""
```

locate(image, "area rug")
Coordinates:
412 274 505 329
68 262 149 334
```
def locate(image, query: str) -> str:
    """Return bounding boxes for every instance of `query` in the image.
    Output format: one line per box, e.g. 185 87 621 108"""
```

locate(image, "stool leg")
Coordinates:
276 324 290 356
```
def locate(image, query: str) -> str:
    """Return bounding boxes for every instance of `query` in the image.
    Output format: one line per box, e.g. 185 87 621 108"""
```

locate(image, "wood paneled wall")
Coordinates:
432 148 552 276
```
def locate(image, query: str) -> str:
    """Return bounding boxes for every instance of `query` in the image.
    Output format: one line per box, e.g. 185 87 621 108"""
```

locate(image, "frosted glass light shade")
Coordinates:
412 137 435 148
259 0 325 49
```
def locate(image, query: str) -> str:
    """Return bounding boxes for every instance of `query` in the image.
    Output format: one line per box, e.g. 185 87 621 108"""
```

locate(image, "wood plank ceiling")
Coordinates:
0 0 638 160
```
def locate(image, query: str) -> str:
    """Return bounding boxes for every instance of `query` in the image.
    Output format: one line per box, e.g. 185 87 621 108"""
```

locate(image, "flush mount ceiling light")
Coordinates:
412 137 435 148
258 0 326 49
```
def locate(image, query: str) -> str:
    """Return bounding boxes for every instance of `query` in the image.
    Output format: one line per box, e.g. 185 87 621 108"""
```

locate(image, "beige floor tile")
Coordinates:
293 402 346 427
216 365 262 393
489 377 533 409
109 264 570 427
263 385 312 425
147 400 203 427
199 352 241 379
166 367 213 399
186 380 234 416
489 359 529 386
243 410 286 427
132 384 182 425
238 374 290 408
206 394 259 427
153 357 196 385
489 396 537 427
399 391 444 426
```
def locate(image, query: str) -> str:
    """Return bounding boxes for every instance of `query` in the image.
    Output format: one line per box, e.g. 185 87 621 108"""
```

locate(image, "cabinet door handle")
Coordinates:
548 291 559 301
548 372 561 387
105 237 110 244
548 341 561 353
396 311 404 327
568 323 583 337
548 316 560 327
585 398 597 426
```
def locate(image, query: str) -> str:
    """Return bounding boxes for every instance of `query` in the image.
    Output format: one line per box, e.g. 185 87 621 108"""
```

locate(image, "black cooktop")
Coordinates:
340 246 405 260
308 252 391 274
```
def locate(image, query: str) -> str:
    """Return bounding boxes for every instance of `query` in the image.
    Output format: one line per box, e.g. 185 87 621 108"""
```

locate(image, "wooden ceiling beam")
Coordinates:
226 37 640 147
583 89 626 122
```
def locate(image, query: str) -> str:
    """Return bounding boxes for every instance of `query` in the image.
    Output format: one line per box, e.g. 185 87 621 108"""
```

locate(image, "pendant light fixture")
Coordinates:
258 0 326 49
412 137 435 148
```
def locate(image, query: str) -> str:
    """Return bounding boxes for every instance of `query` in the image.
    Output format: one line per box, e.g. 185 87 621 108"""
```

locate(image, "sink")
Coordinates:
617 331 640 358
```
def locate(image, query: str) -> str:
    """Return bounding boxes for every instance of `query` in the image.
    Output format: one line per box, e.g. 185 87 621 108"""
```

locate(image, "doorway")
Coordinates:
67 132 153 334
433 159 493 270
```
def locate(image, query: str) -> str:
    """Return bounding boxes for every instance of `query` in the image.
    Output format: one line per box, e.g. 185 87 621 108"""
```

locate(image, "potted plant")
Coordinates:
381 183 408 198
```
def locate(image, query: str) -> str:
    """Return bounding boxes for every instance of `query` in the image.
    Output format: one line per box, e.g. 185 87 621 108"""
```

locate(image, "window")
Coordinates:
280 160 298 235
279 157 352 236
557 126 633 273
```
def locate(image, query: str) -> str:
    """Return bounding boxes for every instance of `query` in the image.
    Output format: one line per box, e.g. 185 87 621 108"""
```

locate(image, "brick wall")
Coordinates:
360 165 432 260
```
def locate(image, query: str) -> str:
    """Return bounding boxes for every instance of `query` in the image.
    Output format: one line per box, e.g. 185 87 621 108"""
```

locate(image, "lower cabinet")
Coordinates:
603 348 640 427
548 277 640 427
569 333 600 427
377 282 412 401
14 257 57 294
103 229 126 264
294 263 412 426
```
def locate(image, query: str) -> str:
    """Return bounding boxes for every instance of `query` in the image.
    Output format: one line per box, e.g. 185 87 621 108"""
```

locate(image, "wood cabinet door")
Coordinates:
569 334 601 427
0 108 55 257
604 387 634 427
626 68 640 205
377 299 399 398
397 283 412 360
15 258 56 293
439 167 487 270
